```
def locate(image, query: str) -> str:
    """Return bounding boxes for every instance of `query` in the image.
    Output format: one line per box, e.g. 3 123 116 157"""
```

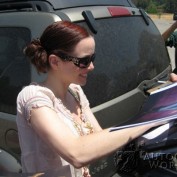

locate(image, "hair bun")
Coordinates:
24 38 48 73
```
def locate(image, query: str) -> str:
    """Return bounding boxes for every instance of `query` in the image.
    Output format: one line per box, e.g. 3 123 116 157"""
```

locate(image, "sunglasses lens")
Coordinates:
79 54 95 68
57 52 95 68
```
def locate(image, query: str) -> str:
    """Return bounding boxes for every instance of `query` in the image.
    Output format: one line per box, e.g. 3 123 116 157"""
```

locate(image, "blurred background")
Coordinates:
132 0 177 15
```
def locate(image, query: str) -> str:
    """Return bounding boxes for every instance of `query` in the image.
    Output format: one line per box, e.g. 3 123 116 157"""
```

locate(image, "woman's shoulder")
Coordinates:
19 83 39 93
17 82 55 103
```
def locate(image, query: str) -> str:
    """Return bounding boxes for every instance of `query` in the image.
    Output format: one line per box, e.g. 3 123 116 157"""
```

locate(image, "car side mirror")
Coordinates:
173 12 177 20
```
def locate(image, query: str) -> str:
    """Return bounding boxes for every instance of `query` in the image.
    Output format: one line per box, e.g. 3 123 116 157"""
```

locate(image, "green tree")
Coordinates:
147 2 158 13
165 0 177 13
131 0 177 13
135 0 151 9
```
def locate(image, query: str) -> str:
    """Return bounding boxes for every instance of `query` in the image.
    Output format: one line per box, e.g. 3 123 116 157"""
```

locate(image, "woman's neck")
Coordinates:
42 76 69 101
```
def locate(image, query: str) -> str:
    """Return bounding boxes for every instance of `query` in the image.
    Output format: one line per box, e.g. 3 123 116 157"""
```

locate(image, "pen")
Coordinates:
158 81 167 84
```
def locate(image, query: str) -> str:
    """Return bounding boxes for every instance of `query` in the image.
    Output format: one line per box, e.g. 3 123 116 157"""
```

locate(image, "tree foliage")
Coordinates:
132 0 177 13
165 0 177 13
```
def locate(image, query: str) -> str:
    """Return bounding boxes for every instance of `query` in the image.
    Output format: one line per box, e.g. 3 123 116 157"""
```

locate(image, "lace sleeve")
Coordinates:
17 85 56 125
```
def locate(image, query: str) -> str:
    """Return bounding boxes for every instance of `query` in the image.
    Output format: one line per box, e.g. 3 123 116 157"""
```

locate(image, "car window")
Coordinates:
79 16 170 107
0 27 31 115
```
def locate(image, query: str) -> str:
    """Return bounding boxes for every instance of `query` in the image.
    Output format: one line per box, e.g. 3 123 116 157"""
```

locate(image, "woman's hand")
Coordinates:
170 73 177 82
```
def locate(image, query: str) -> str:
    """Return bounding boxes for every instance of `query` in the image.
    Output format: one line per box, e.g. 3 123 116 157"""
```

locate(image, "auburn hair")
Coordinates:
24 21 91 73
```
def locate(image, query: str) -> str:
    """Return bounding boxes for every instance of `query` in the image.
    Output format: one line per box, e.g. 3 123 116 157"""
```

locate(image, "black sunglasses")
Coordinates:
57 53 95 68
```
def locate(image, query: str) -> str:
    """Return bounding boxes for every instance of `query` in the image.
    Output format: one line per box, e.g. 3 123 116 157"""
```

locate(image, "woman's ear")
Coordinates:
48 54 60 70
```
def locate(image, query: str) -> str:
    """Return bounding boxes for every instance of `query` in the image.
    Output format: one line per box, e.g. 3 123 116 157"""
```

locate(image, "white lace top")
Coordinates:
16 83 94 177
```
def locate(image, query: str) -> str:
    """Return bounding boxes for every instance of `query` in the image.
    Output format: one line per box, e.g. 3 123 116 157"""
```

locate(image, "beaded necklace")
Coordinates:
68 88 94 135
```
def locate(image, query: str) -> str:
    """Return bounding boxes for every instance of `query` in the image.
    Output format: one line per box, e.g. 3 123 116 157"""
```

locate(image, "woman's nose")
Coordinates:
88 62 94 71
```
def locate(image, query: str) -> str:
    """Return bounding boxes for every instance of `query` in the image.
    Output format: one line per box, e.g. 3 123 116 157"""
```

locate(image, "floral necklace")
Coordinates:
68 88 94 135
68 88 93 177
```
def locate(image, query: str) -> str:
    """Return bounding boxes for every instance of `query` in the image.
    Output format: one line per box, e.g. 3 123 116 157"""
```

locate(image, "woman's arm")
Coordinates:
30 106 158 168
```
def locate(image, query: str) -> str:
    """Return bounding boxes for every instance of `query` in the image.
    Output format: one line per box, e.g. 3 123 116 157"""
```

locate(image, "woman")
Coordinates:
16 21 160 177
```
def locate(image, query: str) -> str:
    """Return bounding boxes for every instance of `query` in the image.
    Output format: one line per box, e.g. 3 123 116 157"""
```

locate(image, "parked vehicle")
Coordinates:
0 0 174 176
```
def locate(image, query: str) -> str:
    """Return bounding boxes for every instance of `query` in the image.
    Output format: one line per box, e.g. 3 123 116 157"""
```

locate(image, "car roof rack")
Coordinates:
0 0 136 12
